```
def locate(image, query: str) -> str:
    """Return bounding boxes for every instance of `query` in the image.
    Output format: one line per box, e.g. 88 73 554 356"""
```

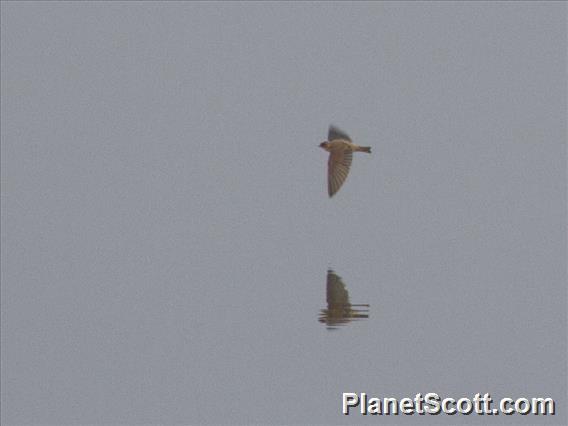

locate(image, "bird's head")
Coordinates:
319 141 329 150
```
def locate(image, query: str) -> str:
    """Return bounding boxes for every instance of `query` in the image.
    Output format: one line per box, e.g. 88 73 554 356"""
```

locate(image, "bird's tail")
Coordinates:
357 146 372 154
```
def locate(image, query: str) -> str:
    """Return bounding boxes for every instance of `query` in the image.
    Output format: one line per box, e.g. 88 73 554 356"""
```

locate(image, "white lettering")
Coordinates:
425 393 441 414
442 398 456 415
500 397 514 415
532 397 554 415
368 397 381 415
342 393 359 415
457 397 473 414
400 397 414 414
515 398 530 415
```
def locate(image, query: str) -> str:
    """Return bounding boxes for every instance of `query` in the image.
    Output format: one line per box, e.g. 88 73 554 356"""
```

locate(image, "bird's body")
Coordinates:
319 140 372 154
318 269 370 328
319 126 371 197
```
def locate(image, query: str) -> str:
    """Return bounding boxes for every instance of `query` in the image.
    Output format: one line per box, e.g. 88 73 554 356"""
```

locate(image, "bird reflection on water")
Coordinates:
319 269 370 330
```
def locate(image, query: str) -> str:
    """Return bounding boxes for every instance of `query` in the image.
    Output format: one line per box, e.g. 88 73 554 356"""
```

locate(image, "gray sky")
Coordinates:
1 2 566 425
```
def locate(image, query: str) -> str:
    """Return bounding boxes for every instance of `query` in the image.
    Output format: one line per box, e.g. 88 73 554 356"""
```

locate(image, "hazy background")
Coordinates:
1 2 566 425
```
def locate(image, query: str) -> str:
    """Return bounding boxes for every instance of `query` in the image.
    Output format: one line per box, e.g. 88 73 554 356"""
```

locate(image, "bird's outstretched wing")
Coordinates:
328 148 353 197
326 269 350 306
328 125 352 142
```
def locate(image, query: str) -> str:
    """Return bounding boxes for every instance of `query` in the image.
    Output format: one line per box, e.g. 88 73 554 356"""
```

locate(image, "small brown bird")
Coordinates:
319 125 371 197
318 269 370 329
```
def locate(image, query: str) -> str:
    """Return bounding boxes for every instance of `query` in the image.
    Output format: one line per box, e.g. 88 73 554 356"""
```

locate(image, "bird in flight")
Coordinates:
319 125 371 197
318 269 370 329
